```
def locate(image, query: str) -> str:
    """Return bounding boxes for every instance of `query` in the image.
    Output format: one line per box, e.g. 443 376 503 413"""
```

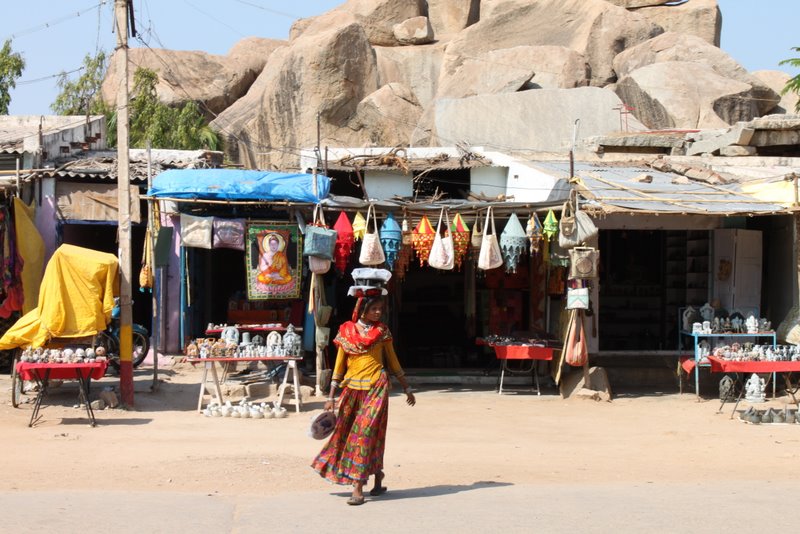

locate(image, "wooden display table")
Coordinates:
186 356 304 413
707 355 800 417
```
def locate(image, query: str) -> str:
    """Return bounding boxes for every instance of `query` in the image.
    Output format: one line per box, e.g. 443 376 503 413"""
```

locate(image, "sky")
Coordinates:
3 0 798 116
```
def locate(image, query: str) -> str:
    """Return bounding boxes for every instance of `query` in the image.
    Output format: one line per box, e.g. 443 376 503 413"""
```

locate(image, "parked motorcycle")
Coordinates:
97 302 150 370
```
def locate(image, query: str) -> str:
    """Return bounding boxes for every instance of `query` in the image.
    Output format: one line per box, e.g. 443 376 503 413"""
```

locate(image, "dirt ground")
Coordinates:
1 359 799 497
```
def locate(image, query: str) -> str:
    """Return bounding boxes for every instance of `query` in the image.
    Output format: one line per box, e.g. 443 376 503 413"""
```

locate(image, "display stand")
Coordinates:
16 361 108 427
680 331 777 398
707 356 800 418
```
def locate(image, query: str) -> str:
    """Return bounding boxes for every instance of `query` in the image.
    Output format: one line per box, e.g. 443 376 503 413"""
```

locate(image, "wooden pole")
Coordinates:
147 140 158 391
115 0 134 407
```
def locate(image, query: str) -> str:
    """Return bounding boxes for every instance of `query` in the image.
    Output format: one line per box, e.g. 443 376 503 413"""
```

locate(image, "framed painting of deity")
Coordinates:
245 221 303 300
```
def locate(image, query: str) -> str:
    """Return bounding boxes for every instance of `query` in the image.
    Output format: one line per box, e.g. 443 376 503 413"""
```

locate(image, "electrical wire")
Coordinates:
16 67 85 86
5 1 109 42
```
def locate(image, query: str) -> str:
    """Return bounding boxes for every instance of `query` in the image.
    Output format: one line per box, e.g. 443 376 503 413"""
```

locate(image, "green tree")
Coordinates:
51 51 110 116
780 47 800 112
107 67 221 151
0 39 25 114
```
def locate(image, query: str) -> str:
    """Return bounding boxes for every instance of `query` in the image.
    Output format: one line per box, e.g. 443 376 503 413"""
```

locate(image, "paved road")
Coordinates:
2 481 795 533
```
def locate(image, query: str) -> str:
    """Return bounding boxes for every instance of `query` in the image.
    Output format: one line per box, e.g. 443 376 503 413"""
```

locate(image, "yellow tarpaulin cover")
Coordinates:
0 244 119 349
13 197 45 314
740 180 797 207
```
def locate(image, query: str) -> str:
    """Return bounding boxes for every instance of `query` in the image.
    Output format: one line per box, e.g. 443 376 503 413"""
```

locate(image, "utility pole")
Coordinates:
115 0 134 406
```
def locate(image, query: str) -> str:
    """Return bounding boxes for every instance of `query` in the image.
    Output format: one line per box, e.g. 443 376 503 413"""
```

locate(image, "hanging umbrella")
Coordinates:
500 212 528 273
352 211 366 241
411 215 435 266
332 211 354 275
379 212 402 270
450 213 470 270
526 212 543 255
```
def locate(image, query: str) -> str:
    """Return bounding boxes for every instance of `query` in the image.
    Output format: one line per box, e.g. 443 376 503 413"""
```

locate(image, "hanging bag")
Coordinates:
303 205 337 260
568 246 599 280
559 198 598 249
428 208 455 270
471 210 484 250
565 310 588 367
139 227 154 290
477 206 503 270
359 204 386 266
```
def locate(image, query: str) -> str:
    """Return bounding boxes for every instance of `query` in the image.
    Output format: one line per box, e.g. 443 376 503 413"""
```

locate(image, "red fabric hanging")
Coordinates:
333 211 354 275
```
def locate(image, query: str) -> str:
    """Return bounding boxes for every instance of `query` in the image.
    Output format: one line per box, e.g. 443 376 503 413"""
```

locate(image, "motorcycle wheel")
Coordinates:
132 331 149 368
11 349 22 408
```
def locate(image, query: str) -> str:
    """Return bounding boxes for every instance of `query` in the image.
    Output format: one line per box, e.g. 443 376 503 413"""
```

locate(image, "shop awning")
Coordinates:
147 169 330 203
537 161 799 215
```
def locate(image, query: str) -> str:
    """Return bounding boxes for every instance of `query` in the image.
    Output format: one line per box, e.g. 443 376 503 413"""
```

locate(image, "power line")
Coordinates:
231 0 300 20
17 67 85 86
5 1 109 42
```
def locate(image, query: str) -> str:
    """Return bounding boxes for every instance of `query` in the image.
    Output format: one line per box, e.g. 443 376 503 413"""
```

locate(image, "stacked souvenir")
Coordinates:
203 399 288 419
185 324 302 358
712 343 799 362
19 347 108 364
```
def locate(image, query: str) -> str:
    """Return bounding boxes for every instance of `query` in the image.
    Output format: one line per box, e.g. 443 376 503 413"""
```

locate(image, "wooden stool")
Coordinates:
197 361 225 412
276 360 303 413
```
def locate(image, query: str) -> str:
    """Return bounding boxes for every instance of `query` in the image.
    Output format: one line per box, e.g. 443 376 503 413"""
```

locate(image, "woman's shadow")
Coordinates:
335 480 512 501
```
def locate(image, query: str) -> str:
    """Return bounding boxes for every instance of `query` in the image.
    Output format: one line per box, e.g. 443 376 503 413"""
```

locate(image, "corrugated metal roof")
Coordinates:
531 161 794 215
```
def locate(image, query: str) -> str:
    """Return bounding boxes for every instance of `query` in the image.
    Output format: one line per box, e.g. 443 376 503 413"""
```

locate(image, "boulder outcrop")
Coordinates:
375 44 447 108
427 0 480 38
393 16 434 46
636 0 721 46
349 83 423 146
752 70 799 114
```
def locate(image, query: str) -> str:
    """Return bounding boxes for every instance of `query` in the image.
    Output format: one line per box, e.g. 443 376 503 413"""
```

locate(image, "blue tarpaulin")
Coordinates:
147 169 330 203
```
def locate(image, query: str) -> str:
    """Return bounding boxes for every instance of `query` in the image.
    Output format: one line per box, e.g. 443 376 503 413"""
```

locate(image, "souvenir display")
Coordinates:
379 212 402 270
450 213 470 270
411 215 436 266
303 205 337 261
470 211 484 261
542 209 559 241
202 399 287 420
477 206 503 271
499 212 528 273
394 215 414 281
19 347 108 364
333 211 354 275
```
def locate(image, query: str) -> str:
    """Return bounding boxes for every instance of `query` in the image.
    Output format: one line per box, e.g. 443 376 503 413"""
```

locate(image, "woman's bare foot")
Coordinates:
369 470 387 496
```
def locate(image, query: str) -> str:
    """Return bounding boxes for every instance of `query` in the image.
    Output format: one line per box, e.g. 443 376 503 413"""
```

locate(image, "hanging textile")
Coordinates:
379 212 402 270
450 213 470 270
411 215 435 267
394 214 413 281
0 206 24 318
13 197 44 314
542 209 558 241
499 212 528 273
332 211 354 275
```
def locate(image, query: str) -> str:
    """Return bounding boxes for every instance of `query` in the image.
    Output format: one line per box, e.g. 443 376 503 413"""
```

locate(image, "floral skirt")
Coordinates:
311 372 389 485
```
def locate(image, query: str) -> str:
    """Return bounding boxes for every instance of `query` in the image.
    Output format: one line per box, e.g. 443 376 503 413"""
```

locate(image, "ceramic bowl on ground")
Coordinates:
273 407 288 419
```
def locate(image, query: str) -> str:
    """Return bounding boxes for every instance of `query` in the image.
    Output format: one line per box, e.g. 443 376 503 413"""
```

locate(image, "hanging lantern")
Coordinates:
500 213 528 273
352 211 367 241
542 209 559 242
411 215 435 266
379 212 402 270
332 211 354 275
450 213 470 270
526 212 543 255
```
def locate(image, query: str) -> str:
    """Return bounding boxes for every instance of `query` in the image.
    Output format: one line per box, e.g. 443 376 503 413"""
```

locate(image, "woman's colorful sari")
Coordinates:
311 372 389 485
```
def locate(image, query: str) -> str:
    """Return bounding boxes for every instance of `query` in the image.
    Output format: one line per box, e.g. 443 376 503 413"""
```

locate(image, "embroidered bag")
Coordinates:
471 210 484 249
303 205 337 260
568 246 599 280
359 204 386 266
428 208 455 270
565 310 588 367
212 218 246 250
477 206 503 270
559 199 598 249
566 287 589 310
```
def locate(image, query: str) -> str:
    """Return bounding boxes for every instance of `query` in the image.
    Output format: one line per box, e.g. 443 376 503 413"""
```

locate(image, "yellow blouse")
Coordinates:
332 340 405 390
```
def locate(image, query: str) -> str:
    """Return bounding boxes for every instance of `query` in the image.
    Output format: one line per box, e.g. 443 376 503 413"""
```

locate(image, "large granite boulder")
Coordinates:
614 61 764 129
613 32 780 114
349 83 423 146
211 23 378 169
752 70 799 114
393 16 434 45
375 43 447 108
290 0 425 46
635 0 721 46
603 0 670 6
442 0 663 87
101 38 284 116
427 0 480 38
430 87 645 151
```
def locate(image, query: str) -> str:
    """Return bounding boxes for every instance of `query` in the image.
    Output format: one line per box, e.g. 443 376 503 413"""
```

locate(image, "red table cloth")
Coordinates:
493 345 554 360
706 355 800 374
16 361 108 381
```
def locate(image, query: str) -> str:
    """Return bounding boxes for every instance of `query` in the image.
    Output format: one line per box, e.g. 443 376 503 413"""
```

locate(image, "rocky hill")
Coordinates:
101 0 794 169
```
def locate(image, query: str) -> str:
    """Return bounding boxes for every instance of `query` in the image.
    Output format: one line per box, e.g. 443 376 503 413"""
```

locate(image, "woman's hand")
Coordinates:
405 391 416 406
324 399 335 411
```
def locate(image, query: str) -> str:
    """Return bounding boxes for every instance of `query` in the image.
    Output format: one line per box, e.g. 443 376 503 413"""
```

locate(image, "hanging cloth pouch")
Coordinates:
568 246 599 279
180 214 213 249
213 218 246 250
139 227 154 290
477 206 503 271
359 204 386 266
559 198 598 249
303 205 337 260
428 208 455 270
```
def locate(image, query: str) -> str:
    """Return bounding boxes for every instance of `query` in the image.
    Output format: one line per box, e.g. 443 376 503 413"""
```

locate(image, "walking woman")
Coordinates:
312 268 416 506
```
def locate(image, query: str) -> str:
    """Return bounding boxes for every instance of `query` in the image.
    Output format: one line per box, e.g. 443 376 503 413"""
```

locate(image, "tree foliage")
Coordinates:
107 67 221 151
51 51 110 116
780 47 800 112
0 39 25 114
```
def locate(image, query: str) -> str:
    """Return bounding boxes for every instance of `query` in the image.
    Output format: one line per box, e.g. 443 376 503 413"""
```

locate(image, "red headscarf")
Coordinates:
334 297 392 355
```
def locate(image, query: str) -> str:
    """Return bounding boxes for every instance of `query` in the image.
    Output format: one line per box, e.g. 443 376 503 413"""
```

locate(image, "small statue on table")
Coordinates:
744 373 766 403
